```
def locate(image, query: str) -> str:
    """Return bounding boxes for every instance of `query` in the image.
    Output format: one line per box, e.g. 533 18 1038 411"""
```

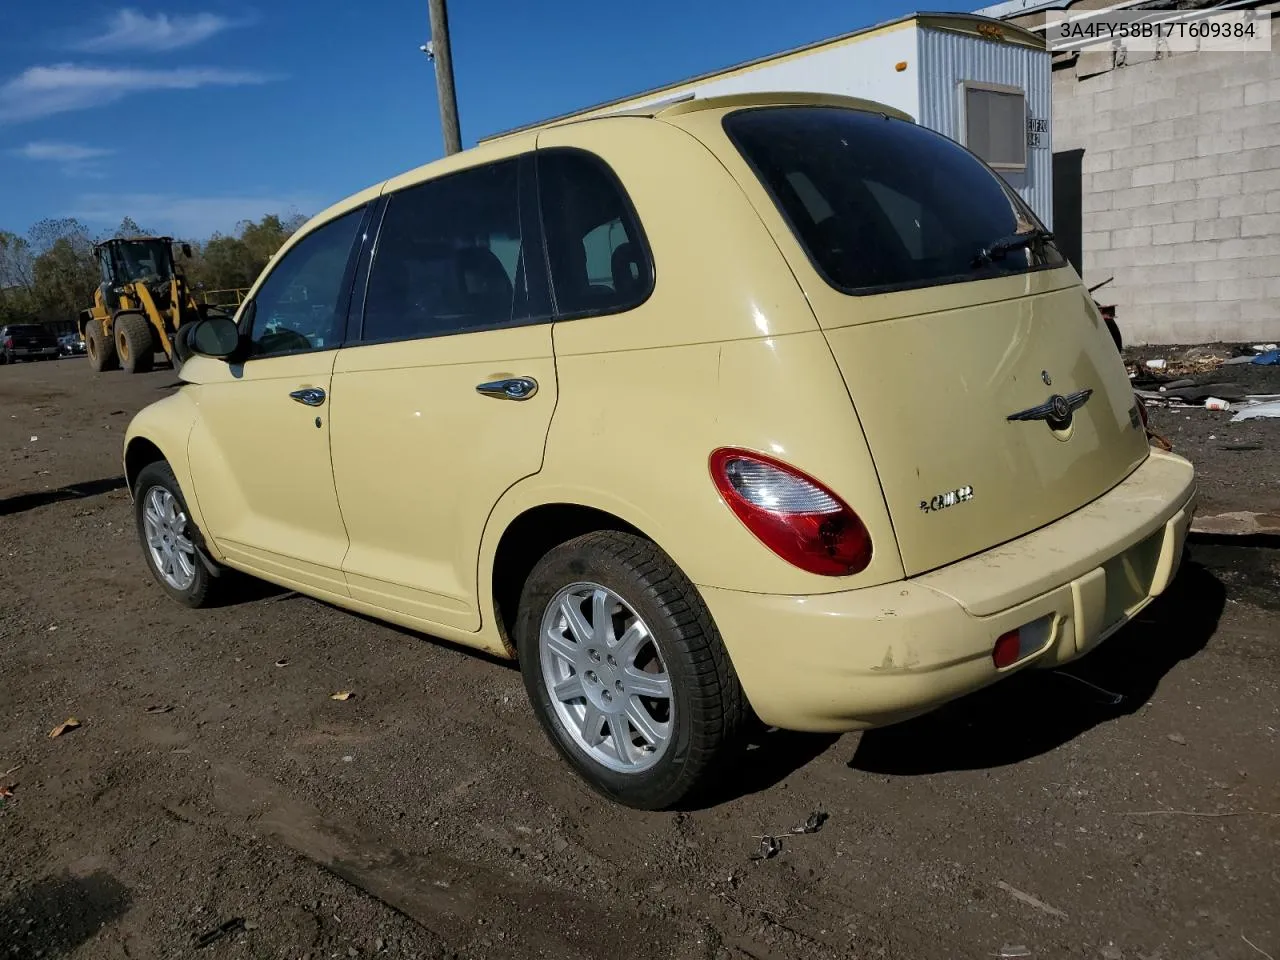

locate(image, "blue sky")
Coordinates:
1 0 972 240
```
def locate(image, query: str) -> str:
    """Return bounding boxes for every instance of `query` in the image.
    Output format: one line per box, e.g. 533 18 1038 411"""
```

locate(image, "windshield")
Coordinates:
111 240 174 284
724 106 1063 295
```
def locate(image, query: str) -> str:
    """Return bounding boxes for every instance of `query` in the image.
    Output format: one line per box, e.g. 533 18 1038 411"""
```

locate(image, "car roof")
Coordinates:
293 90 911 246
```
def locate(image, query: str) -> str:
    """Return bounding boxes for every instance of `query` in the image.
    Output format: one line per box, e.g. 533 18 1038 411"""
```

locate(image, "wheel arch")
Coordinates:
124 436 166 496
481 488 678 658
122 395 222 562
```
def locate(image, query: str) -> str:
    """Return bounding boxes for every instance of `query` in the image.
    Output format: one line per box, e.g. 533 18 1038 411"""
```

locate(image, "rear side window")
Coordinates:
724 106 1063 296
361 157 550 343
537 149 652 318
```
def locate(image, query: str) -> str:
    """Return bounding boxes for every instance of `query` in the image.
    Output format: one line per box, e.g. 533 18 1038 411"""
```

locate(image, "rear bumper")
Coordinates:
701 449 1196 732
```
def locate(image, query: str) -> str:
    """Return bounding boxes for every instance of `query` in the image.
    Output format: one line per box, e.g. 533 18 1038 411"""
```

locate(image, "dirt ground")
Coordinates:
1 356 1277 960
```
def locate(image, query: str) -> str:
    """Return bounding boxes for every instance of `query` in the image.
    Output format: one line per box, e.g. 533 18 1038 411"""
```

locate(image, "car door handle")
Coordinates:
476 377 538 401
289 387 326 407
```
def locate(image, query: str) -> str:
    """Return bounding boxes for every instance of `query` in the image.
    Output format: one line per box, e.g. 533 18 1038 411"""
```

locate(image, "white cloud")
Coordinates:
12 140 115 177
0 63 274 123
70 193 315 239
74 9 240 53
15 141 113 162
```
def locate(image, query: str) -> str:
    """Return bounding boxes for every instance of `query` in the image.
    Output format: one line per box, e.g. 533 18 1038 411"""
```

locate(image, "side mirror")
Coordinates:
188 316 241 360
181 242 193 258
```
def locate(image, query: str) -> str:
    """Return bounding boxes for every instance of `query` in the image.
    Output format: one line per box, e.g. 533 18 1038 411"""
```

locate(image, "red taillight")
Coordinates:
709 448 872 576
3 338 11 349
992 630 1021 669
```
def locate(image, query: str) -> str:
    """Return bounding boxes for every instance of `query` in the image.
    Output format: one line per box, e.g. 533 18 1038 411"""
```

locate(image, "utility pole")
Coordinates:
422 0 462 155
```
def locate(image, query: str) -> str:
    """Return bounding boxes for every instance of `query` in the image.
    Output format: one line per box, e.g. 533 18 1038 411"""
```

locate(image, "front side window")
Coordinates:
725 106 1062 295
537 149 652 319
246 207 363 357
361 158 548 343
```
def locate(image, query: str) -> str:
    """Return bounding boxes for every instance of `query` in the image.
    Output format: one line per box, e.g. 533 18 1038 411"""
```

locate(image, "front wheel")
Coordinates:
133 461 225 608
85 321 118 372
115 313 155 374
516 531 749 809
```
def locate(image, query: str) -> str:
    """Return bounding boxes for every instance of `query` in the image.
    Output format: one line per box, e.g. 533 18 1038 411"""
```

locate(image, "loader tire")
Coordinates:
115 312 155 374
85 320 119 372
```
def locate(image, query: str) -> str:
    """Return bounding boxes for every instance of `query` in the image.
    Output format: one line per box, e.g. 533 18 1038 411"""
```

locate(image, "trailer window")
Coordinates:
724 105 1062 296
962 84 1027 171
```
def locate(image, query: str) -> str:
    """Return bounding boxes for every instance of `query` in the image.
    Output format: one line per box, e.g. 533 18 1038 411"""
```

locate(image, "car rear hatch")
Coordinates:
714 104 1151 576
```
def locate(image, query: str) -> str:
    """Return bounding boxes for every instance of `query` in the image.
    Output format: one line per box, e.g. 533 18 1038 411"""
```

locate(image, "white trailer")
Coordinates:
483 12 1054 226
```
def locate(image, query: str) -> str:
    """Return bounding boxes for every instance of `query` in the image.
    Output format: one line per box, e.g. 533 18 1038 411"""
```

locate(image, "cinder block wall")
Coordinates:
1051 17 1280 345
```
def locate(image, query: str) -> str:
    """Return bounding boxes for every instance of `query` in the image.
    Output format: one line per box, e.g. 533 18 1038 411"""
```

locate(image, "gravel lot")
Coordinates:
1 356 1277 960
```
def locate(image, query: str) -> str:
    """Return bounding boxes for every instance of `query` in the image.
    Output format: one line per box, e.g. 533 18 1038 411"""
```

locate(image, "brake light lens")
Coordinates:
709 448 872 576
3 338 11 349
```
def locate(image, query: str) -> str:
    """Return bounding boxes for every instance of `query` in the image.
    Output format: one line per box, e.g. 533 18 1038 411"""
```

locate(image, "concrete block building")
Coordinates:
981 0 1280 344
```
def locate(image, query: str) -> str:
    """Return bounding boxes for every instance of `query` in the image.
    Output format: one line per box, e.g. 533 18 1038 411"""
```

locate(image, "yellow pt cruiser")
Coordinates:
124 92 1196 809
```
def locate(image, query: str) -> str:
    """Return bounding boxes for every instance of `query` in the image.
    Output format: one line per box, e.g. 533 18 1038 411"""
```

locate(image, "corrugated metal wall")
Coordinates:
917 27 1053 226
601 27 921 124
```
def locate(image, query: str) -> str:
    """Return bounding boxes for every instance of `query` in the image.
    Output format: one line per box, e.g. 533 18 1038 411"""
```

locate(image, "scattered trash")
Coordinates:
994 880 1068 919
1161 382 1246 403
48 717 81 738
1144 359 1166 370
341 755 355 763
791 811 829 834
330 690 354 701
0 784 13 801
1204 398 1231 411
145 705 174 714
274 658 290 668
1055 671 1124 705
1167 732 1187 745
998 945 1032 958
1219 442 1263 452
1251 350 1279 366
1208 434 1217 440
749 835 781 861
194 917 246 949
1159 378 1196 391
1231 400 1280 422
29 436 37 442
1222 355 1257 366
1252 343 1278 353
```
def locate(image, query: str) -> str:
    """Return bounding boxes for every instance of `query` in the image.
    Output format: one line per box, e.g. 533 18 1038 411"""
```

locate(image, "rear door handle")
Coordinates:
476 377 538 401
290 387 326 407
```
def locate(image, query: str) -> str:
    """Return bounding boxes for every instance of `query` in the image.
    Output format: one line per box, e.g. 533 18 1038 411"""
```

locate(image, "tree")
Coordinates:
112 216 151 239
0 230 37 323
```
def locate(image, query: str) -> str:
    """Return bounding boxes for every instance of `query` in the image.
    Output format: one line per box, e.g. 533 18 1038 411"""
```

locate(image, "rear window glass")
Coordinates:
724 106 1063 295
6 325 46 336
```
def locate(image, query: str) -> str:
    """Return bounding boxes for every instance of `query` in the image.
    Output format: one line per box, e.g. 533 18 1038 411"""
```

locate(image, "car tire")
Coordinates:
515 531 749 810
115 313 155 374
133 461 225 608
85 321 119 372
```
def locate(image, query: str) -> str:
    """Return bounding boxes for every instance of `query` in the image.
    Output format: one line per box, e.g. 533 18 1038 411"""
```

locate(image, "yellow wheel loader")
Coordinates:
80 237 223 374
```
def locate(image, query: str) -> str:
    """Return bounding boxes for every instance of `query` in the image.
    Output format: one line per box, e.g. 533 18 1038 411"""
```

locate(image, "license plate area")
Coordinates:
1100 528 1163 631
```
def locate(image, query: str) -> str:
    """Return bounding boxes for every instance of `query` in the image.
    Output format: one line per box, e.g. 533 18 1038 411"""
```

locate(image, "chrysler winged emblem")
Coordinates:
1007 388 1093 429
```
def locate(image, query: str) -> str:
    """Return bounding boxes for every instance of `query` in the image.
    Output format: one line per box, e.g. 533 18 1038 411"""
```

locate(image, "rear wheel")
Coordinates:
85 320 118 372
516 531 749 809
115 313 155 374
